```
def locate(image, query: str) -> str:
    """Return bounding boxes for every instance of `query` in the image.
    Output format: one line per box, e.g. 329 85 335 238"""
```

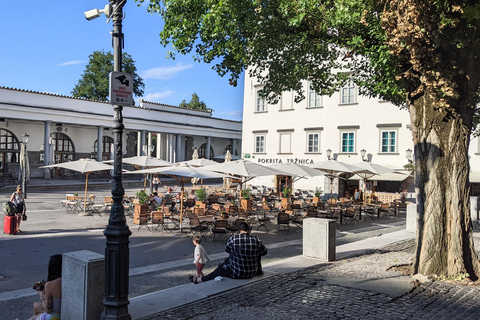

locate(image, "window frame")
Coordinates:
306 132 320 153
308 83 322 108
255 90 267 112
278 132 292 154
380 130 397 153
254 134 266 153
341 131 356 153
340 79 356 105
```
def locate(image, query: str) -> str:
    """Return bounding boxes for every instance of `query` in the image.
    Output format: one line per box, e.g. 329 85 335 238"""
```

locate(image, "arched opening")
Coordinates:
0 129 20 173
94 136 115 161
198 143 214 159
51 132 75 177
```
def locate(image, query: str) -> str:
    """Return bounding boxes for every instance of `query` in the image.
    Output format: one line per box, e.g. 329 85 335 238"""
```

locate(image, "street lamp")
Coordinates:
406 148 414 163
22 133 29 199
326 149 338 160
360 149 372 162
84 1 131 319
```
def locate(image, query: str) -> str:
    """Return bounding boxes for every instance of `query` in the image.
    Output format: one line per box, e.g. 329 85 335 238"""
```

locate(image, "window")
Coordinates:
341 132 355 153
279 133 291 153
256 90 267 112
341 80 356 104
255 135 265 153
94 136 115 160
307 133 320 153
199 143 214 158
308 84 322 108
381 130 396 153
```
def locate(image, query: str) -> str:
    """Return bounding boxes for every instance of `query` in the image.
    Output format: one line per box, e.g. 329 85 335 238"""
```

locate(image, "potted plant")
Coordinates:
313 187 323 203
134 190 150 225
281 187 291 208
241 188 252 210
195 189 207 208
220 211 228 220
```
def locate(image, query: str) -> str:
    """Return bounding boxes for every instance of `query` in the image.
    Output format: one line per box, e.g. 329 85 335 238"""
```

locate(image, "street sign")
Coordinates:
244 153 251 159
109 72 134 106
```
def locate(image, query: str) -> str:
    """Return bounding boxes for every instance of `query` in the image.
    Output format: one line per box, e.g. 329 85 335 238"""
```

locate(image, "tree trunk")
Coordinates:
410 91 480 279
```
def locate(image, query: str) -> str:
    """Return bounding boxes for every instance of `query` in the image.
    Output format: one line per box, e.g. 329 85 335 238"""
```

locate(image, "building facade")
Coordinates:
0 87 241 180
242 74 480 200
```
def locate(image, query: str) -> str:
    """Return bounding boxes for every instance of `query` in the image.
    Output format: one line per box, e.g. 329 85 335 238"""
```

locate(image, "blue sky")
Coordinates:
0 1 244 121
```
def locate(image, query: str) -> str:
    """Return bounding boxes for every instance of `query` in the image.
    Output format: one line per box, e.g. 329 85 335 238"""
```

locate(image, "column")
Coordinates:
97 126 104 162
147 133 153 157
43 121 51 179
136 132 141 156
232 139 237 156
140 130 146 156
156 133 161 159
176 134 183 162
206 136 211 159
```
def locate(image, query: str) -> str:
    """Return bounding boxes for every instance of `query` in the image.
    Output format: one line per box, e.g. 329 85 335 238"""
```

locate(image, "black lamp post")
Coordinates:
22 133 29 199
84 1 131 319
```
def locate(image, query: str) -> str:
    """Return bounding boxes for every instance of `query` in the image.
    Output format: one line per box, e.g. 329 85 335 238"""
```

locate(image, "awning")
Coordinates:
350 171 411 182
470 172 480 183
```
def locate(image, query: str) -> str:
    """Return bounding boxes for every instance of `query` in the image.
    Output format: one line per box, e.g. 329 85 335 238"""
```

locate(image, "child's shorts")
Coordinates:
196 263 205 274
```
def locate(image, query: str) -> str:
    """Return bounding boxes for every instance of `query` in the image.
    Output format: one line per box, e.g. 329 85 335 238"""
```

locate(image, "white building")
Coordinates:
242 74 480 200
0 87 241 181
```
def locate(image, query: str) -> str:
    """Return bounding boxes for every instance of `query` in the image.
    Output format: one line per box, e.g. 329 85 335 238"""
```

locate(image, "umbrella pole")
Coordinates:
144 174 147 191
179 184 184 233
79 172 91 216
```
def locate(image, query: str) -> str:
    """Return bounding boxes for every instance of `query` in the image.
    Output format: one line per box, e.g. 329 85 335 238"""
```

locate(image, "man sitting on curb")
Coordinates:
189 222 267 284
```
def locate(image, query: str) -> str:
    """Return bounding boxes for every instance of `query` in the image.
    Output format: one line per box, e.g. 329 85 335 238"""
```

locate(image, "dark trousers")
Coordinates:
201 262 233 282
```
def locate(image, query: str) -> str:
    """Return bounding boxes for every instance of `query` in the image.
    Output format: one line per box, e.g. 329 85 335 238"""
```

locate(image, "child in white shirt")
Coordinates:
193 236 210 277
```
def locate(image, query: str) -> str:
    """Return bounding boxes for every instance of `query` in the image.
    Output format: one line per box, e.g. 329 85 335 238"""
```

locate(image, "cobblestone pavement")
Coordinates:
140 235 480 320
141 261 480 320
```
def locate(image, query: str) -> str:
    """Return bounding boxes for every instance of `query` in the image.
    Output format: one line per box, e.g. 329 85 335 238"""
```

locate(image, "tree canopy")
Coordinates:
179 92 210 111
137 0 480 279
71 50 145 102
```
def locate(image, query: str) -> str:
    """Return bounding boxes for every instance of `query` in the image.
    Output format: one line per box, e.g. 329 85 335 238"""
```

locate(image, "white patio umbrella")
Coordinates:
351 162 401 202
206 159 290 190
105 156 173 190
309 160 363 200
213 154 241 161
127 164 232 233
178 158 218 167
41 159 116 214
190 149 200 185
269 162 327 194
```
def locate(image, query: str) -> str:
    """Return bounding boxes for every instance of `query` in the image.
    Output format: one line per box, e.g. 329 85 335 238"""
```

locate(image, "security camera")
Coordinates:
84 8 101 21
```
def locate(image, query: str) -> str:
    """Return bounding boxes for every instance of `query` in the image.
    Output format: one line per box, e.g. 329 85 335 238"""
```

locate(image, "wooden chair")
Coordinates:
151 211 165 232
189 217 209 241
211 220 228 244
277 212 291 234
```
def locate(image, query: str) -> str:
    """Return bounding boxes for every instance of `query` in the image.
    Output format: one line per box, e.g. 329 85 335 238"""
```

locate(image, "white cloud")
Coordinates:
57 60 87 66
143 90 175 101
141 63 194 80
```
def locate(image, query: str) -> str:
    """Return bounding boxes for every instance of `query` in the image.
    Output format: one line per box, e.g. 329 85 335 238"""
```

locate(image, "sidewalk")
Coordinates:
131 229 416 319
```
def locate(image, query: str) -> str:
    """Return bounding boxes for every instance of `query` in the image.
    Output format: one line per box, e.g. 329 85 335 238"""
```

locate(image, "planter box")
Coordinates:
134 204 150 225
241 199 252 210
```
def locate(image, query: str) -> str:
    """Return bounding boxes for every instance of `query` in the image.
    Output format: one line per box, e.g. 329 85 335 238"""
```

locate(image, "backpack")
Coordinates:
3 201 16 216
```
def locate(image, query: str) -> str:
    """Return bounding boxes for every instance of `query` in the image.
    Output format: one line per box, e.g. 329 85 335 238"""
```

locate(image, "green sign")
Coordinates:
244 153 251 159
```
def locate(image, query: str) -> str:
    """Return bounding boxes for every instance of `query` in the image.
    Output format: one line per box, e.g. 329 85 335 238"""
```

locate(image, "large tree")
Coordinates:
138 0 480 279
71 50 145 101
179 92 210 110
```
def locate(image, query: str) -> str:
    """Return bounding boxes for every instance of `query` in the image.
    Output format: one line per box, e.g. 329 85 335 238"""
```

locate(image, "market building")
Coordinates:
0 86 242 182
241 74 480 201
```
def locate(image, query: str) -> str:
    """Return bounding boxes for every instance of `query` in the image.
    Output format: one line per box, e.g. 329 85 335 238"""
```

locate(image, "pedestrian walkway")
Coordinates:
130 229 415 319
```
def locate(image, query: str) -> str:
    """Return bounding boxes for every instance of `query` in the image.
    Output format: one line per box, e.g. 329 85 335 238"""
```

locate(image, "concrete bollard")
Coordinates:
303 218 336 261
406 203 417 232
62 250 105 320
470 196 479 220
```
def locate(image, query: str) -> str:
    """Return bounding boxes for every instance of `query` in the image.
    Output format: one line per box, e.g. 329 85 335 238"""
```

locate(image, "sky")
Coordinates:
0 1 244 121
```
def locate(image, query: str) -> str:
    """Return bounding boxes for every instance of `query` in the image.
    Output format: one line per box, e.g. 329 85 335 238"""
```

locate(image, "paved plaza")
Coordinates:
2 178 480 319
